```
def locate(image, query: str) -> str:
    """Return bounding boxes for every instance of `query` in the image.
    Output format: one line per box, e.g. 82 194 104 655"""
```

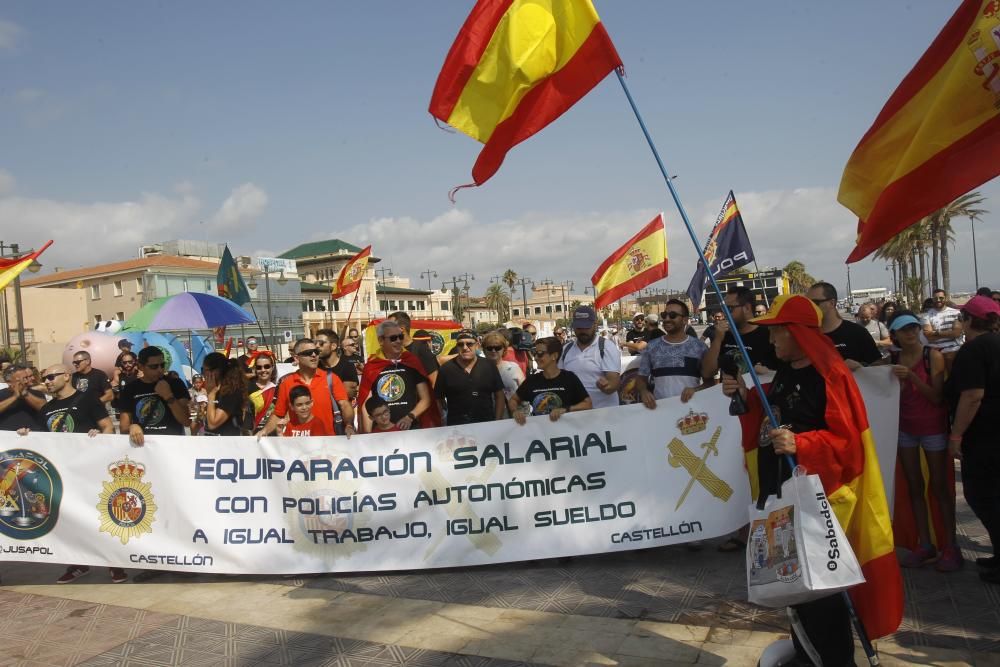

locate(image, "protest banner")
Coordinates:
0 370 897 575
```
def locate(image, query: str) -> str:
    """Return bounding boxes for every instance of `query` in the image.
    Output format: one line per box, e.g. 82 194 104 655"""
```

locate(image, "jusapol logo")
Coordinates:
0 450 62 540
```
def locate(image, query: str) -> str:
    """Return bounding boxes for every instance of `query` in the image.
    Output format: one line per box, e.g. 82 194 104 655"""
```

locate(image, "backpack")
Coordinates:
560 337 606 362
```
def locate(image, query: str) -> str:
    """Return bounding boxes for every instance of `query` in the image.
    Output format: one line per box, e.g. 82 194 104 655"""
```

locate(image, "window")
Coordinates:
302 300 311 312
534 306 541 315
441 301 450 311
408 300 415 311
545 306 552 313
416 301 425 311
555 304 562 312
135 278 144 294
205 279 212 292
90 284 101 300
379 300 389 311
113 280 123 297
331 299 340 312
116 312 125 321
512 308 520 316
94 314 103 324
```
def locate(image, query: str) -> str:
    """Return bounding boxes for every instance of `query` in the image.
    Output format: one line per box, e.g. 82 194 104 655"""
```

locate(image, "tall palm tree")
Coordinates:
928 192 987 294
783 261 816 294
484 283 511 323
502 269 518 297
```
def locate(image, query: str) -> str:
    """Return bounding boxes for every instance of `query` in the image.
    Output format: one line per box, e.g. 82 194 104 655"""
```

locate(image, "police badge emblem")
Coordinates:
97 457 157 544
0 449 62 540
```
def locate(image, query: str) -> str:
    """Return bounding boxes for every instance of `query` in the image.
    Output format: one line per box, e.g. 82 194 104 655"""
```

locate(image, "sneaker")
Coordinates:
56 566 90 584
900 544 937 568
109 568 128 583
976 556 1000 569
934 546 963 572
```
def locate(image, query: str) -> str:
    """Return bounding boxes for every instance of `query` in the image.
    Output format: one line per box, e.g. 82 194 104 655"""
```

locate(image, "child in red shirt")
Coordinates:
283 386 333 437
366 395 400 433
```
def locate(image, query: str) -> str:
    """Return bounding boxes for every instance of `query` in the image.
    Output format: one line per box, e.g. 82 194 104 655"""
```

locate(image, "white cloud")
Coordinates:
13 88 42 104
209 183 268 230
0 20 22 51
0 169 14 195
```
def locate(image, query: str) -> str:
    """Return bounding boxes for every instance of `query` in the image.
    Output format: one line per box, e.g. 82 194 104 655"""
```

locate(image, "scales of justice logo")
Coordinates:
0 450 62 539
667 409 733 510
97 457 157 544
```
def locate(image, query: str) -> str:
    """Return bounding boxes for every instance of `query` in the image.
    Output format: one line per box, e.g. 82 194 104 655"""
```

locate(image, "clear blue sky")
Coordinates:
1 2 996 297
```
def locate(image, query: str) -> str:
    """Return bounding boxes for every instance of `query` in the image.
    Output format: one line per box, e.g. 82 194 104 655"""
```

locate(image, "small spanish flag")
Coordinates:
430 0 622 191
364 318 464 360
839 0 1000 263
0 240 52 292
591 214 668 311
332 245 371 300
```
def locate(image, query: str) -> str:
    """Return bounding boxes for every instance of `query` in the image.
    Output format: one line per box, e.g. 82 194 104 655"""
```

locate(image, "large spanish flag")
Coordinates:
364 318 464 360
0 240 52 292
430 0 622 190
591 214 668 310
332 245 371 300
839 0 1000 263
741 295 904 638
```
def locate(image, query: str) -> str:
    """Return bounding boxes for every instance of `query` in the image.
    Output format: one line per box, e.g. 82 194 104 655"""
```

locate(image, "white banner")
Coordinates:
0 369 898 574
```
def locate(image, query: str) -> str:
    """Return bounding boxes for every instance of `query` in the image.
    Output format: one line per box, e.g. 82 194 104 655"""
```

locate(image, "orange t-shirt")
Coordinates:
283 416 332 437
273 369 347 435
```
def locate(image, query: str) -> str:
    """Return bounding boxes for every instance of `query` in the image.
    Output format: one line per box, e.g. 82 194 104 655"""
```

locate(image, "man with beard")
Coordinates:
636 299 712 405
702 286 778 379
387 311 439 386
0 365 46 432
358 320 440 432
118 347 191 445
434 330 504 425
70 350 113 404
315 328 359 399
806 282 881 369
558 306 621 409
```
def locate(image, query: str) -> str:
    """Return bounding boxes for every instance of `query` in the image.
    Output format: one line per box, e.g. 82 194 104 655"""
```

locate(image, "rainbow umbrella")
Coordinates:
123 292 255 331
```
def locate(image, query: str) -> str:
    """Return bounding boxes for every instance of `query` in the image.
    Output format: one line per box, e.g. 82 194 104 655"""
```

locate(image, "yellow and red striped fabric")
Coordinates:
591 214 668 310
332 245 371 300
364 319 464 361
839 0 1000 262
0 240 52 292
430 0 622 187
739 295 903 638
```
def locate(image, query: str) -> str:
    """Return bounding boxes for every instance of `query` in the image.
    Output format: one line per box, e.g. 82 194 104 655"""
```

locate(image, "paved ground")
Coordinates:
0 468 997 667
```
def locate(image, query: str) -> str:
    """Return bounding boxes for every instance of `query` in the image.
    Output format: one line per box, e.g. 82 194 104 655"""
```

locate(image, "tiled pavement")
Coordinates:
0 470 997 666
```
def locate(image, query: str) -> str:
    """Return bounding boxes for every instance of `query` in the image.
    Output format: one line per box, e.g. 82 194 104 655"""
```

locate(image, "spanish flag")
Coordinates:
741 295 904 638
332 245 371 300
430 0 622 191
839 0 1000 263
0 240 52 292
364 318 464 360
591 214 668 310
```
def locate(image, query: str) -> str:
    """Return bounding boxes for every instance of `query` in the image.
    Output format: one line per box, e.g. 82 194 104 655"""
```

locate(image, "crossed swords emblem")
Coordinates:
667 425 734 510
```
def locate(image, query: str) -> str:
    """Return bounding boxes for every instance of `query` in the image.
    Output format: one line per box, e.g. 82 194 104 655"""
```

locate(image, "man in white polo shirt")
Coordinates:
559 305 621 409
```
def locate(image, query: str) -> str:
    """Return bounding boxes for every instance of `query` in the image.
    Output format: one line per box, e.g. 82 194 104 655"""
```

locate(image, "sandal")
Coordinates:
717 537 746 552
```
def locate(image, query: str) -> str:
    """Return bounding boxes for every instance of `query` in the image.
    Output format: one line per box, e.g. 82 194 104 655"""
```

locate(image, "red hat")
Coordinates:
749 294 822 328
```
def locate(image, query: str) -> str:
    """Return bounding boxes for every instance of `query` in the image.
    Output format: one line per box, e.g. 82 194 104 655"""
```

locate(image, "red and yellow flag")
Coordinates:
591 214 668 310
430 0 622 190
0 240 52 292
839 0 1000 263
332 245 371 300
364 318 463 360
740 295 904 639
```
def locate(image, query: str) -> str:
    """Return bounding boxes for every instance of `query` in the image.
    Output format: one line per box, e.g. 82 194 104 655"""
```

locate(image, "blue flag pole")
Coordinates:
614 70 879 665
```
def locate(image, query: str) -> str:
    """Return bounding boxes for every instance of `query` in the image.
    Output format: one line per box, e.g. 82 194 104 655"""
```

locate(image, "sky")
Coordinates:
1 1 997 300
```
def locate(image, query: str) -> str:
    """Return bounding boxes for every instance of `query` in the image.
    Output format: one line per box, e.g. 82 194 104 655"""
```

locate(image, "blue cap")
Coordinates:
889 314 921 332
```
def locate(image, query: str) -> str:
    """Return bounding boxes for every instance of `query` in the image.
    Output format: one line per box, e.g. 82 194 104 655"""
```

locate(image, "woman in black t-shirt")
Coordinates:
202 352 248 436
509 337 591 424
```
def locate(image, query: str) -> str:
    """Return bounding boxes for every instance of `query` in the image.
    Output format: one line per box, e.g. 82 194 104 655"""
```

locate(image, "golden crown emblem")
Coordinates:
108 457 145 481
677 409 709 435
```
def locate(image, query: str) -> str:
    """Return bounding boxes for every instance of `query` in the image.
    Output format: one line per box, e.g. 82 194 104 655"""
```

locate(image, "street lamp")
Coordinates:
420 269 438 320
246 266 287 351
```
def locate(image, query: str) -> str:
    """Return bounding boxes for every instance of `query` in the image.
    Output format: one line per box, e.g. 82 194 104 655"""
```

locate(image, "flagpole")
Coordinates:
614 70 879 665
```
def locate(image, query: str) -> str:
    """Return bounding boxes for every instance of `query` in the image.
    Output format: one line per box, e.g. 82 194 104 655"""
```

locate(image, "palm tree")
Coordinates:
928 192 987 294
783 261 816 294
502 269 518 297
484 283 511 323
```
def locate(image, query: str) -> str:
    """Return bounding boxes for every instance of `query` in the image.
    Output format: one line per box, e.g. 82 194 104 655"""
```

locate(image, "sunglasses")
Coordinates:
256 364 273 370
531 350 547 358
71 360 85 366
144 362 165 369
810 298 832 305
43 373 64 382
484 345 504 352
455 341 476 348
382 334 405 343
663 312 684 319
297 349 320 357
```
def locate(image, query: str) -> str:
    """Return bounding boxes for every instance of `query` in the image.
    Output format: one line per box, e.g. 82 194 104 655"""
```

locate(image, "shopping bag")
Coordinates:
747 469 865 608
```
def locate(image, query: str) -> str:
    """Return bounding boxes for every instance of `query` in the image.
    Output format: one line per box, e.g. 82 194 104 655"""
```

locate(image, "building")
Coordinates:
699 269 790 314
850 287 890 303
509 283 594 325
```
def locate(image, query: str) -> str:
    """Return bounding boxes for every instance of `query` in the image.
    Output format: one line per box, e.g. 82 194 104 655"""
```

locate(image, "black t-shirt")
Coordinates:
644 328 664 342
435 358 504 425
514 370 589 415
825 320 881 365
204 390 244 436
71 369 111 403
119 377 190 435
626 329 645 344
406 340 439 376
720 326 779 374
0 388 46 431
372 363 428 424
946 332 1000 456
702 325 717 342
322 355 359 386
757 364 828 500
40 391 108 433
